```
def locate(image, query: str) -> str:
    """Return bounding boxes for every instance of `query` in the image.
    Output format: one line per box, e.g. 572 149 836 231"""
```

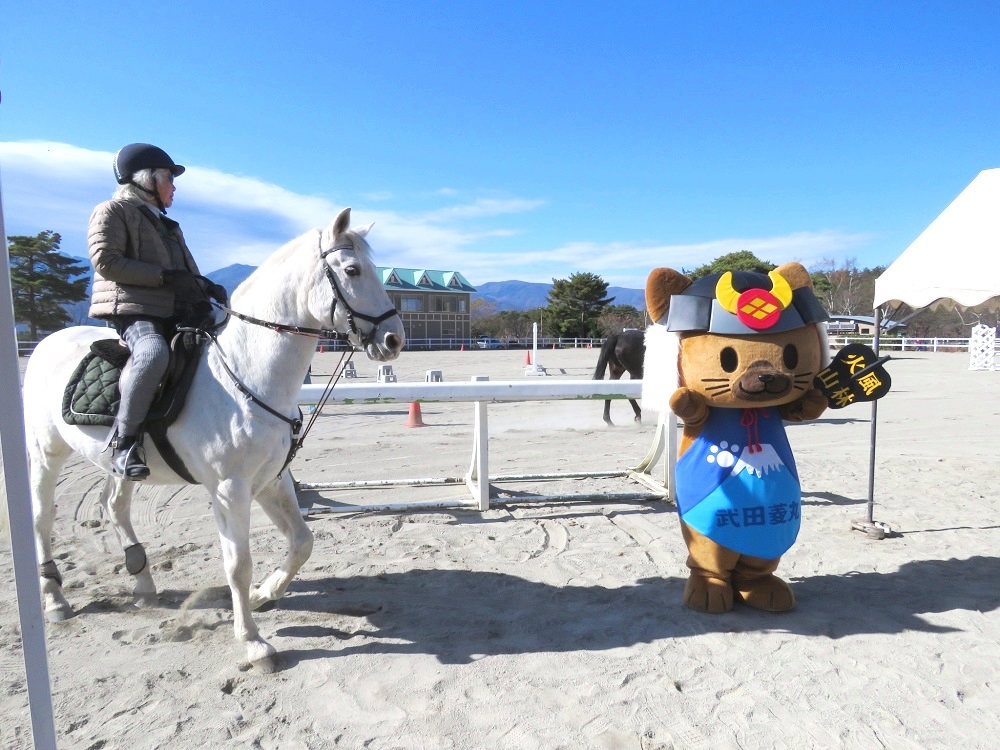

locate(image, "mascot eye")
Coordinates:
783 344 799 369
720 347 738 373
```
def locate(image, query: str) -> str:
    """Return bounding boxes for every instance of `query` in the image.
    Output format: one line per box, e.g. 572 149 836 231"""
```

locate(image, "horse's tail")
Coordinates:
592 334 617 380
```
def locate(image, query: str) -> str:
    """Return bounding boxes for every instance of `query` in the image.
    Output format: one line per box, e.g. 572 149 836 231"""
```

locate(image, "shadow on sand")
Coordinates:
271 555 1000 666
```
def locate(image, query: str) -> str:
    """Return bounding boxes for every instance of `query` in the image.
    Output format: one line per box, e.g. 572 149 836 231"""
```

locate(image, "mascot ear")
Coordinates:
773 261 813 291
645 267 693 324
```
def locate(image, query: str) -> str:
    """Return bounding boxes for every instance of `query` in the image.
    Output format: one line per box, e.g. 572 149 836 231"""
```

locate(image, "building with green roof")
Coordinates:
379 267 477 346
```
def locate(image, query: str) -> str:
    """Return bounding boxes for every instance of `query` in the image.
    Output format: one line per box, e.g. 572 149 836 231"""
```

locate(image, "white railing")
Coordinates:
18 335 996 358
826 336 985 353
295 378 672 514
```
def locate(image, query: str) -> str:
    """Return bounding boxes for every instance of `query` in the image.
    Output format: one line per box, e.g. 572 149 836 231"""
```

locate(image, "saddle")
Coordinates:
62 331 207 483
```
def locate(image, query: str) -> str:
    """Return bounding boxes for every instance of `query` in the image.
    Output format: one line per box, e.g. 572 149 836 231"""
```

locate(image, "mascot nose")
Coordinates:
758 373 791 393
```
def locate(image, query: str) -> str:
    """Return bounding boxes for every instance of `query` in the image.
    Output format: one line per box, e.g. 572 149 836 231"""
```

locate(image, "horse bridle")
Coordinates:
190 242 400 475
319 244 399 348
210 242 399 347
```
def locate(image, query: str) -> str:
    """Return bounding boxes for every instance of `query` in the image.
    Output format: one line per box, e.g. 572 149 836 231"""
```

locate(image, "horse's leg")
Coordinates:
210 481 276 671
605 364 626 428
99 475 157 607
630 366 643 423
629 398 642 423
27 428 74 621
249 473 314 610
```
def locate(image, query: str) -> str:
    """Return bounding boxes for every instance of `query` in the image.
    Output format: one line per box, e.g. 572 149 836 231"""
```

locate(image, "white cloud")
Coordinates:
422 197 547 221
1 141 873 290
447 230 875 289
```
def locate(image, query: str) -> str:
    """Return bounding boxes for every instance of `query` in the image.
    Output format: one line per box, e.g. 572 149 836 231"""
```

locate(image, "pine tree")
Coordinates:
8 231 89 339
546 272 613 338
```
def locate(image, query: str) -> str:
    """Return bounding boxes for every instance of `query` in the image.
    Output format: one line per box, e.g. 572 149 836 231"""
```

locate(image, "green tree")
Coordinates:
546 272 613 337
8 231 89 339
687 250 776 280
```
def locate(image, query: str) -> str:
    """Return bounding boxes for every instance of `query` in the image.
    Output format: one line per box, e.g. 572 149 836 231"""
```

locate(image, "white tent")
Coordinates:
859 167 1000 537
874 167 1000 311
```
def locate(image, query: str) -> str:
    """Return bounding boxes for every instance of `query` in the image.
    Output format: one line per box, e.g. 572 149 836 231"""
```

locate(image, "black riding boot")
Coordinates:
111 434 150 481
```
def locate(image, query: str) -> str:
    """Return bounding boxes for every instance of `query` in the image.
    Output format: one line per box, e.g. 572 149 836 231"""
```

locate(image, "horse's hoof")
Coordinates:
249 589 275 611
246 640 277 673
251 654 278 674
133 592 158 608
45 604 75 623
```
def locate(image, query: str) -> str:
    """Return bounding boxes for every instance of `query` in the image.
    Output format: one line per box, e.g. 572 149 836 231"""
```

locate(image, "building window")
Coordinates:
401 297 423 312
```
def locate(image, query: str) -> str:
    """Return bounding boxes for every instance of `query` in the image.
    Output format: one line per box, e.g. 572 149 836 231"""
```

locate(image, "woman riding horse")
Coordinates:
88 143 227 479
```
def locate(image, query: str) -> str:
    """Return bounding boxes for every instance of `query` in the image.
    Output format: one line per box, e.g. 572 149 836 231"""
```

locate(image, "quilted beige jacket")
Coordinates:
87 196 201 320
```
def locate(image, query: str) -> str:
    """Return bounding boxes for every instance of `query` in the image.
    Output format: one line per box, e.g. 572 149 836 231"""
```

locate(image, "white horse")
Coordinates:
21 207 404 671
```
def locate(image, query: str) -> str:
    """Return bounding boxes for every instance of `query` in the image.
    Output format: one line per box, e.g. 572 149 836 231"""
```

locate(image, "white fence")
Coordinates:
295 378 675 514
826 336 988 353
18 334 998 358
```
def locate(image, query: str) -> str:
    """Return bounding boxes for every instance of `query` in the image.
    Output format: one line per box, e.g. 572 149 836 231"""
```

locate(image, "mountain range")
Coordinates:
472 279 646 311
62 263 647 326
204 265 647 312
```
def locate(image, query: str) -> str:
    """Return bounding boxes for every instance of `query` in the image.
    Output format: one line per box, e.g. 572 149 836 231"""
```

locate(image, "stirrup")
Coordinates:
111 435 150 481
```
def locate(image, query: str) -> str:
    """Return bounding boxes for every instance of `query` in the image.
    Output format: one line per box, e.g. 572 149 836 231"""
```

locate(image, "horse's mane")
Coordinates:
231 225 375 305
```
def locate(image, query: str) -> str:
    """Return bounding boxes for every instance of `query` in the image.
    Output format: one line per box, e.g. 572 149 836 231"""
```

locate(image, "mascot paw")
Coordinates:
734 575 796 612
670 388 710 424
683 575 733 614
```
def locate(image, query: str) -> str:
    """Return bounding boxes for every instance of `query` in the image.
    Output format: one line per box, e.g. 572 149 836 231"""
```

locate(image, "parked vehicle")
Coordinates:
476 337 505 349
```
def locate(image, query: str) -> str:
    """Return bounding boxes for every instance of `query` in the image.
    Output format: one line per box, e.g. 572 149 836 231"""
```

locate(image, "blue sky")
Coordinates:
1 2 997 290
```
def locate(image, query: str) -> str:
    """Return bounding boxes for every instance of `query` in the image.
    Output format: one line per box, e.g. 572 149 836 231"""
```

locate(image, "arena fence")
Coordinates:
295 378 677 514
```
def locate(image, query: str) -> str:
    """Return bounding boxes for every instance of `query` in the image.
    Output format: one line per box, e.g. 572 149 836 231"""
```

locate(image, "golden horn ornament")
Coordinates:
768 270 793 308
715 272 740 313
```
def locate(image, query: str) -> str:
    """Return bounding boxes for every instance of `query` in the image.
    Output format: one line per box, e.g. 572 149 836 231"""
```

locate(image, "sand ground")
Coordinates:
2 347 999 749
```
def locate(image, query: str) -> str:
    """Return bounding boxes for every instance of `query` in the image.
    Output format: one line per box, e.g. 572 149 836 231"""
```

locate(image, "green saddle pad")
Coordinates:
62 341 128 427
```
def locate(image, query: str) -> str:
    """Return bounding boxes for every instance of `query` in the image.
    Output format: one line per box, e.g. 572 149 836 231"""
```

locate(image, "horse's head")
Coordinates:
316 208 405 361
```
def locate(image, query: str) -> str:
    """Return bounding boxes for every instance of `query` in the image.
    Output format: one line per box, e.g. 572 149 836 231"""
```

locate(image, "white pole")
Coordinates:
0 174 59 747
469 375 490 511
532 321 539 366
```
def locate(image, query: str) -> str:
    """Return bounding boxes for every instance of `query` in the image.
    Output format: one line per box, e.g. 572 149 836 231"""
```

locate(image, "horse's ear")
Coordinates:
332 207 352 238
356 221 374 238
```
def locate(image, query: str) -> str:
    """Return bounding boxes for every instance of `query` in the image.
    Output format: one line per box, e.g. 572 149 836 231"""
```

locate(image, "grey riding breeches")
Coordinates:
116 318 170 437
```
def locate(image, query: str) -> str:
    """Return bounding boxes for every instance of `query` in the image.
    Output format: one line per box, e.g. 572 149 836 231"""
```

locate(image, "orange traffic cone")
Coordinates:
524 351 532 365
404 402 426 428
461 344 465 351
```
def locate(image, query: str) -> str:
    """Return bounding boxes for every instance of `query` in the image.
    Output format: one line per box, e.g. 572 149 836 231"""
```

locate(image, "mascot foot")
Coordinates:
683 575 733 614
734 575 796 612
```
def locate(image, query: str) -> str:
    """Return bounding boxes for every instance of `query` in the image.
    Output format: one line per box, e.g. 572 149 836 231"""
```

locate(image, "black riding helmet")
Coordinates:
113 143 185 185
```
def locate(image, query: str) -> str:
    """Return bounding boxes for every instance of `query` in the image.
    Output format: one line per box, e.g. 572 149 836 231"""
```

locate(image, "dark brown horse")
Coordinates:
592 329 644 426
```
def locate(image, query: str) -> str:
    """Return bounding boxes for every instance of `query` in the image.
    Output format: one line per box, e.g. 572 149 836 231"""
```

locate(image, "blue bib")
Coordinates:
675 407 801 559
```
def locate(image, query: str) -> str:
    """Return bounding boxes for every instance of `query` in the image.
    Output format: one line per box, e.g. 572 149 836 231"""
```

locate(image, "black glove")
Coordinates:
206 283 228 305
161 269 191 285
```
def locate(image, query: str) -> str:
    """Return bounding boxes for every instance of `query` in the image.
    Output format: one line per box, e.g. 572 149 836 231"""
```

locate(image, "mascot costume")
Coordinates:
642 262 831 614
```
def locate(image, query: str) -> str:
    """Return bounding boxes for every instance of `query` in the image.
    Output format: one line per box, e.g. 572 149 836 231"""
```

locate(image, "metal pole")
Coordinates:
0 173 59 747
867 306 882 525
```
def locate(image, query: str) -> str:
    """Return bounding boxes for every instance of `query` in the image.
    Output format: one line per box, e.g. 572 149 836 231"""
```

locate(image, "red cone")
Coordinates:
404 402 426 428
524 351 532 365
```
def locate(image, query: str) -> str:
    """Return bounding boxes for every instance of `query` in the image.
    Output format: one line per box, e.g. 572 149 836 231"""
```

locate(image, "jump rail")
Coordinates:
295 378 677 514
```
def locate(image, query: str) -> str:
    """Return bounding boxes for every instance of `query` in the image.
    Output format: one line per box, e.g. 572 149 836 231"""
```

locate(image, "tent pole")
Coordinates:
0 176 59 748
